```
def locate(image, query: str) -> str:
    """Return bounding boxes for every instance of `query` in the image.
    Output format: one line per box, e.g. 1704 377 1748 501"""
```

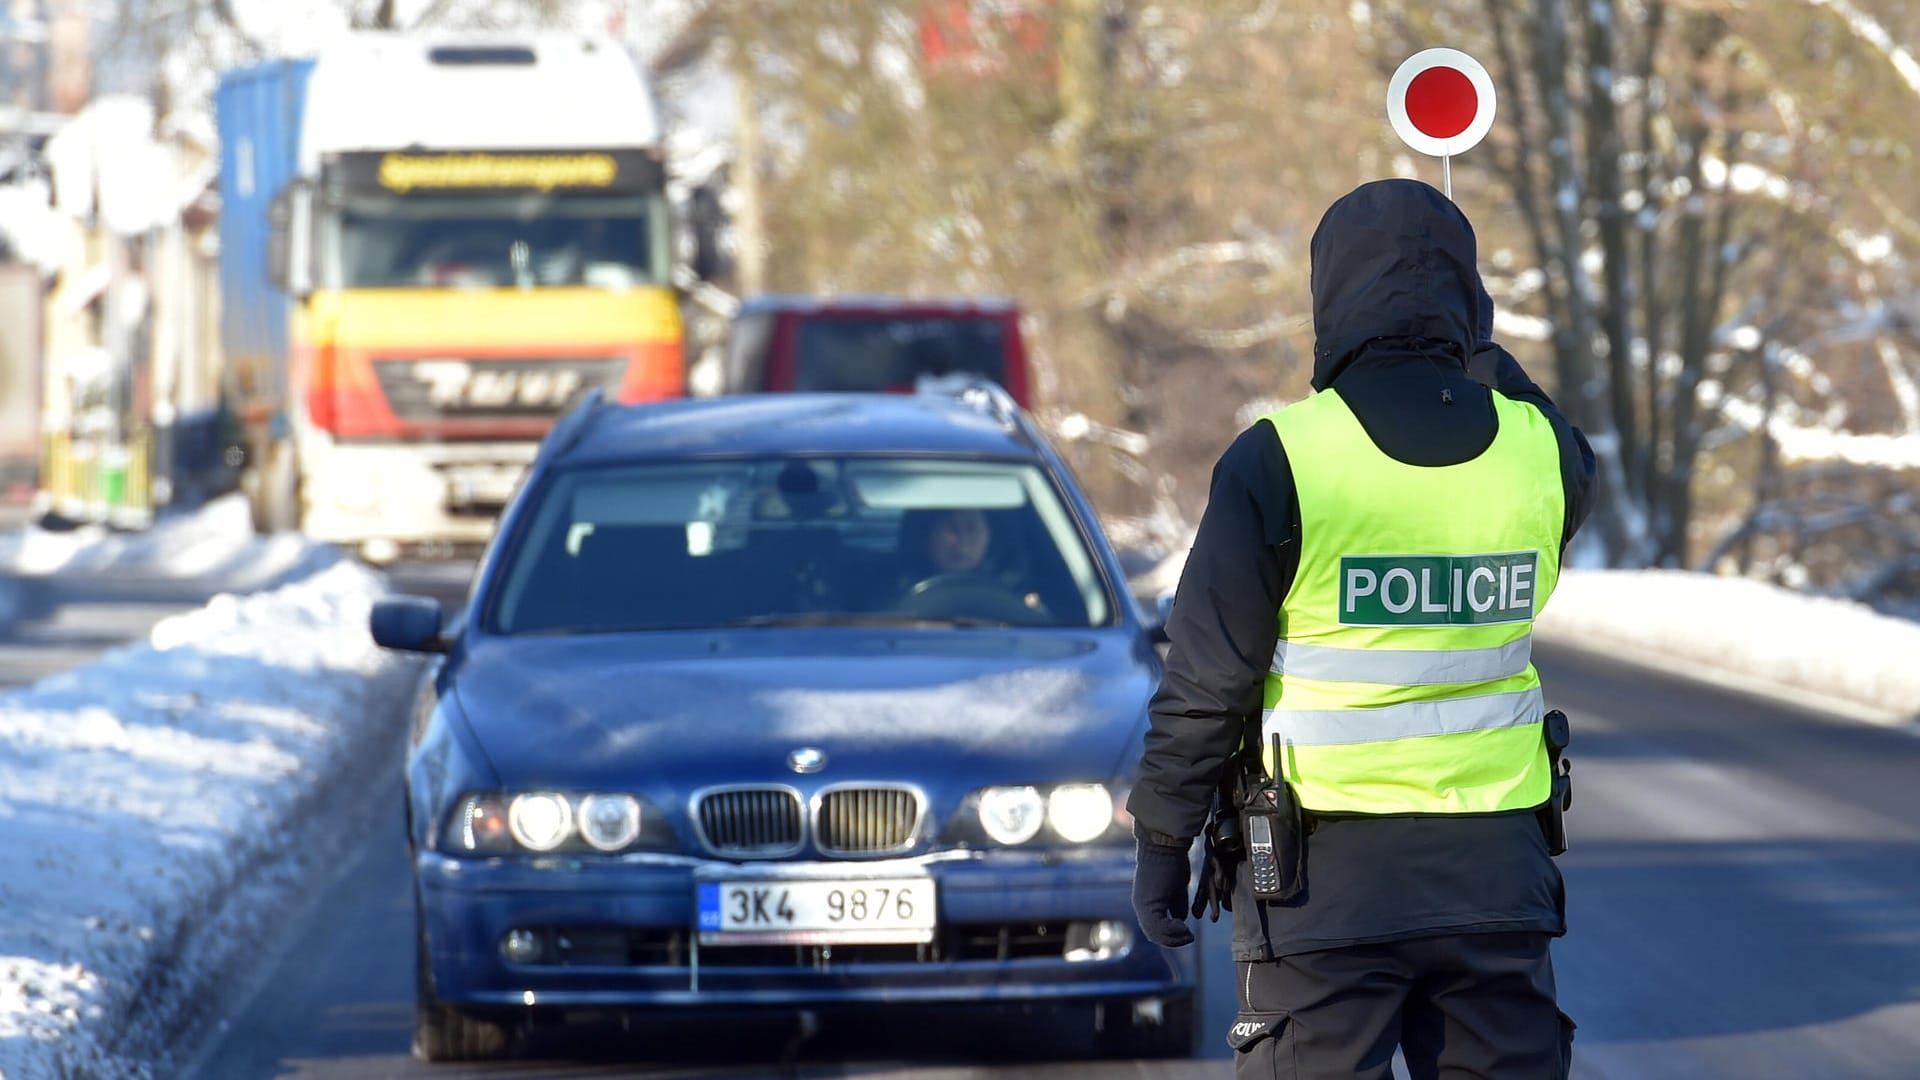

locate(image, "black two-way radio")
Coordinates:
1245 807 1282 896
1241 733 1303 901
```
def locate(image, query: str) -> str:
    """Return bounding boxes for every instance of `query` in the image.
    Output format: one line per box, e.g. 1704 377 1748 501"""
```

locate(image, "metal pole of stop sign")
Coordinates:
1389 50 1495 205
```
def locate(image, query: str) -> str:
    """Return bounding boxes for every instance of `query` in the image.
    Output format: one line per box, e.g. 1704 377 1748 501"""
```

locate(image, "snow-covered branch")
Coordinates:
1799 0 1920 100
1088 239 1297 349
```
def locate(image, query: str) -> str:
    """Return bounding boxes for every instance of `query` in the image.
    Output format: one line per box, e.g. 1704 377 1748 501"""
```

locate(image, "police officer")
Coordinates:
1127 179 1596 1078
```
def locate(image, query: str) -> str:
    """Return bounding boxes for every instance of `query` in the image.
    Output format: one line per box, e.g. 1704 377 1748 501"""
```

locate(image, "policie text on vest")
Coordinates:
1339 552 1539 626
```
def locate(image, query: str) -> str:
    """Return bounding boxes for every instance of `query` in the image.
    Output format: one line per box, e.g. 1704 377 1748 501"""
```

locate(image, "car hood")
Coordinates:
450 630 1155 792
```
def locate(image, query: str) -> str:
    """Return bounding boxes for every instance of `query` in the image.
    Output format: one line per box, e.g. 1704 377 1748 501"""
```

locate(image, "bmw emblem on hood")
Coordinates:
787 747 827 774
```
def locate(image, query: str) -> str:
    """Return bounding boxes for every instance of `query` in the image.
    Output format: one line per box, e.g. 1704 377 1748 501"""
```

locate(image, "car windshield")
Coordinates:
486 456 1115 633
325 192 668 290
793 316 1006 393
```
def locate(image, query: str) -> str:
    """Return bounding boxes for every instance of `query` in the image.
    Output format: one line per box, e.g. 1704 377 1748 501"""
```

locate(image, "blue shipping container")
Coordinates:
215 59 313 424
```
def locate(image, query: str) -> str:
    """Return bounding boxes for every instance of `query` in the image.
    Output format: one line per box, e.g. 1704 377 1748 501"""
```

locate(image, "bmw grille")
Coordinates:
815 785 921 856
695 787 804 856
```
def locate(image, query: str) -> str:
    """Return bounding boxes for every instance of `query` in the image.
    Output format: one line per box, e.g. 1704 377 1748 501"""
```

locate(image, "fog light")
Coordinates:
501 928 546 965
1063 919 1132 962
360 538 401 564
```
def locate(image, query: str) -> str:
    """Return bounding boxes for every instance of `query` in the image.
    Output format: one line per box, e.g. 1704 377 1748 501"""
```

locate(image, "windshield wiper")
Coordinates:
514 622 704 636
721 613 1013 630
512 614 1015 635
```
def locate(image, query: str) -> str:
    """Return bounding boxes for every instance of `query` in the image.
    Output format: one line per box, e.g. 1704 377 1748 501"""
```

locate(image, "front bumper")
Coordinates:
297 438 533 547
417 848 1195 1010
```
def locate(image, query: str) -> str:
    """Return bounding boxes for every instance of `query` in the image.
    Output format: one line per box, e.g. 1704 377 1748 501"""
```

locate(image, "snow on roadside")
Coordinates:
0 560 417 1080
0 495 338 591
1140 544 1920 727
0 506 1915 1076
1536 569 1920 724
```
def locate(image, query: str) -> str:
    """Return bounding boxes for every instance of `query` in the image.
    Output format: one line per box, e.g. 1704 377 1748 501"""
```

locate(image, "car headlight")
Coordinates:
1046 784 1115 844
577 793 642 852
977 785 1046 845
442 792 675 855
508 792 573 851
454 794 513 853
957 783 1128 847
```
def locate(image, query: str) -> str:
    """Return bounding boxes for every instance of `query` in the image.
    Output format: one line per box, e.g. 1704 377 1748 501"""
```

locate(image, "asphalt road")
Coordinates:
185 559 1241 1079
8 540 1918 1078
1542 644 1920 1080
0 571 227 689
182 562 1920 1080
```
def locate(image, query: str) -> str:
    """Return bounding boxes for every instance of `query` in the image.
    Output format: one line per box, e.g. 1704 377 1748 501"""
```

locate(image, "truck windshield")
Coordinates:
325 192 668 290
486 456 1117 634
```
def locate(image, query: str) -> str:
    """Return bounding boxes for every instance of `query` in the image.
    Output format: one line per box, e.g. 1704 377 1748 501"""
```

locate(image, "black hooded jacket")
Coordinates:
1126 180 1597 958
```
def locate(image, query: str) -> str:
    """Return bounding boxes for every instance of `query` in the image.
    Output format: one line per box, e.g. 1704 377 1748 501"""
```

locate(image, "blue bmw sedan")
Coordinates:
371 383 1194 1062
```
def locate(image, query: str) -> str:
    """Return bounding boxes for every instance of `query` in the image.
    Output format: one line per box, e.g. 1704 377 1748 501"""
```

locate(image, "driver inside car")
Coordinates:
894 508 1051 623
925 507 992 574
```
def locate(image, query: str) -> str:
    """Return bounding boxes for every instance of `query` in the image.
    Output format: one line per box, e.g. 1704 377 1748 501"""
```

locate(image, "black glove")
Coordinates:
1191 831 1236 923
1131 831 1194 947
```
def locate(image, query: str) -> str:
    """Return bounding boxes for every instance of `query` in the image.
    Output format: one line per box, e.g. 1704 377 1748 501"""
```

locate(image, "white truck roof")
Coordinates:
299 32 662 169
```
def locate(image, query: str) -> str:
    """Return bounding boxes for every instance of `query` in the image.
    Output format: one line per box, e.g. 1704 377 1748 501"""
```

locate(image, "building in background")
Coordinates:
0 0 74 507
34 95 230 527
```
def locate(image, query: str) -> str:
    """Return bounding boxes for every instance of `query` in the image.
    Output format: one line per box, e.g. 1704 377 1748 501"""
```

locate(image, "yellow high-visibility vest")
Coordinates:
1259 388 1565 814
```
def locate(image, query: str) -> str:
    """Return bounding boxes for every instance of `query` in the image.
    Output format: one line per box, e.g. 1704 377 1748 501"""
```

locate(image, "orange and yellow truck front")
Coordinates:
217 34 685 554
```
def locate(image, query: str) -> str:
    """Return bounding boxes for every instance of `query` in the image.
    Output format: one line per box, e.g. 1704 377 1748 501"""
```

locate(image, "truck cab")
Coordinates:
721 295 1031 408
217 33 685 555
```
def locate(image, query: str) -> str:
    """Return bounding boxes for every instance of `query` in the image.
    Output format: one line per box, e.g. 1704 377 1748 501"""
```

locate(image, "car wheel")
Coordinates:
1098 993 1195 1060
411 910 519 1062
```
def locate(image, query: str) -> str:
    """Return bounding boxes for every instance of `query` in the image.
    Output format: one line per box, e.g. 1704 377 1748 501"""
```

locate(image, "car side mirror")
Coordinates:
370 595 448 653
1146 591 1175 645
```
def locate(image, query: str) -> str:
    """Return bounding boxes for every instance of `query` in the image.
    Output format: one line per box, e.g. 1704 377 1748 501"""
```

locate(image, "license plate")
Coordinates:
442 465 523 507
696 877 935 945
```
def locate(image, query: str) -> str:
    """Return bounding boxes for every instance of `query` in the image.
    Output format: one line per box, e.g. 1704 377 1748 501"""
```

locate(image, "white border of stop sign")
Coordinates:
1387 48 1497 159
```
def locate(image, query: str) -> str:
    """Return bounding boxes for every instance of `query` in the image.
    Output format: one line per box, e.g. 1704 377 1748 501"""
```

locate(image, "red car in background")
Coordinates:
721 295 1034 409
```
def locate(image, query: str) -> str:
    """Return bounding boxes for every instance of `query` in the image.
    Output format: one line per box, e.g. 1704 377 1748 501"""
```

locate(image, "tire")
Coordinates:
1099 993 1195 1060
411 905 518 1062
246 442 301 535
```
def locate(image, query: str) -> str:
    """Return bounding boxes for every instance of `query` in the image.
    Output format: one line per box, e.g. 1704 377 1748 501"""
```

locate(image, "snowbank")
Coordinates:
1140 544 1920 727
1 506 1916 1076
0 495 340 590
1536 570 1920 724
0 561 417 1079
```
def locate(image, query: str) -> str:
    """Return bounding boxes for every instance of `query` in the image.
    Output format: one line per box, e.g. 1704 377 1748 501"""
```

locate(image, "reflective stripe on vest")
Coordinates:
1272 636 1534 686
1262 686 1543 745
1260 388 1565 815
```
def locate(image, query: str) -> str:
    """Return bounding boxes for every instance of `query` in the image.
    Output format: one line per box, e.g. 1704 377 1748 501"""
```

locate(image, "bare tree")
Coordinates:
1458 0 1920 583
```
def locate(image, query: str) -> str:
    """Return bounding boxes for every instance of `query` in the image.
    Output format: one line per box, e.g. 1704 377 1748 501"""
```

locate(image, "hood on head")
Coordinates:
1308 179 1484 389
1477 276 1496 346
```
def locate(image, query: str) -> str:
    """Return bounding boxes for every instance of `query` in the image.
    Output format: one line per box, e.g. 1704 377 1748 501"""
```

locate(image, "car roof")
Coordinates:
734 293 1019 318
551 392 1044 465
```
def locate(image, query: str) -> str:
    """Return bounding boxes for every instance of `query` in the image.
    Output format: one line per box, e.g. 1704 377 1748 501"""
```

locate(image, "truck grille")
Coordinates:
814 785 921 855
695 787 804 857
373 356 624 421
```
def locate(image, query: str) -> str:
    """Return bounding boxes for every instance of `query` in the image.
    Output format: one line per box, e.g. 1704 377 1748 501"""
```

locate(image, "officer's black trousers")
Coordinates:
1227 931 1573 1079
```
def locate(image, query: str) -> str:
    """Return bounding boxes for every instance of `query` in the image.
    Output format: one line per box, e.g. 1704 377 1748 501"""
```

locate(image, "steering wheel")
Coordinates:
900 572 1052 625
